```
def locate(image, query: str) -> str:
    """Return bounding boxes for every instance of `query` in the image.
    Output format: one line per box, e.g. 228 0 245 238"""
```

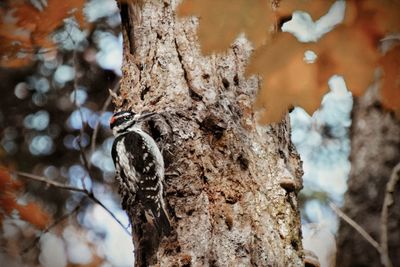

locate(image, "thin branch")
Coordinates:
76 138 91 190
332 162 400 267
89 191 131 235
87 192 131 235
15 171 130 235
72 118 130 234
66 41 129 234
87 190 131 233
380 162 400 267
72 47 90 191
89 81 119 163
17 171 86 194
22 200 83 254
71 88 129 233
330 202 381 253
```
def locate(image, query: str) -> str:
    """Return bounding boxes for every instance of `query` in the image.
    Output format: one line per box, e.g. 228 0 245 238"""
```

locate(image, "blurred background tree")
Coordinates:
0 0 134 266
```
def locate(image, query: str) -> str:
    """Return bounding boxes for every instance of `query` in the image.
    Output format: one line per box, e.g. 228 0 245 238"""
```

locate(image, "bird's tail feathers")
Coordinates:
144 202 171 235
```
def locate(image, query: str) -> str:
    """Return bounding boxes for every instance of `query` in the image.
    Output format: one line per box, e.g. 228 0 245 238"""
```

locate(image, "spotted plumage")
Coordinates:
110 111 171 235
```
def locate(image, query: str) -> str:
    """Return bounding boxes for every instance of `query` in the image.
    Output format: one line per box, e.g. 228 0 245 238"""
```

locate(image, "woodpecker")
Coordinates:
110 110 171 235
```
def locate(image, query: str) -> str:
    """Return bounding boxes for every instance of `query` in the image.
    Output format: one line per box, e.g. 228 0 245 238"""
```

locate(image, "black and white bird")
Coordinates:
110 110 171 235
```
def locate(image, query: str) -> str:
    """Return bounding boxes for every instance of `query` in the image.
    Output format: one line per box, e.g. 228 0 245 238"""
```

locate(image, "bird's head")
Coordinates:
110 110 155 136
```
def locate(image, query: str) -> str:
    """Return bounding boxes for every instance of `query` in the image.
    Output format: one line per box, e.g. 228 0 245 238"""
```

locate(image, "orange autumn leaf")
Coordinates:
0 167 23 191
13 0 86 44
0 0 86 67
178 0 400 123
316 26 379 96
246 33 326 123
16 203 51 230
279 1 396 123
346 0 400 42
245 0 383 123
379 45 400 112
177 0 274 54
0 167 51 229
177 0 337 54
0 57 34 68
247 25 379 123
0 168 22 226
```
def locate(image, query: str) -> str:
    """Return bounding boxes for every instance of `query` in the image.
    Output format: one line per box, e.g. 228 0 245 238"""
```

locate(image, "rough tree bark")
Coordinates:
336 85 400 267
114 1 305 266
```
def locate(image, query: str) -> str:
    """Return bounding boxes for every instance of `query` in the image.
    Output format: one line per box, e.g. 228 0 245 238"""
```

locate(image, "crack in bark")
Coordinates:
120 3 135 54
174 38 203 101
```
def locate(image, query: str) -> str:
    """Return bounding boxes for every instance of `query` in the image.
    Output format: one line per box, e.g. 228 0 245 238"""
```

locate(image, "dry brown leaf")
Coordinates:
379 45 400 112
177 0 274 54
246 33 326 123
14 0 86 42
178 0 398 123
316 26 379 96
245 0 387 124
344 0 400 50
16 202 51 230
347 0 400 39
0 0 86 67
0 168 22 226
247 25 379 123
344 0 400 129
0 167 51 229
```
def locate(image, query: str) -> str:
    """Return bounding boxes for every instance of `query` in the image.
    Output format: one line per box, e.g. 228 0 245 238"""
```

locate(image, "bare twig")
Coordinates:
17 171 86 194
330 202 381 252
22 199 83 254
66 44 129 235
89 81 119 162
16 171 130 235
71 48 91 190
86 190 130 233
380 162 400 267
331 163 400 267
76 139 90 190
71 88 128 233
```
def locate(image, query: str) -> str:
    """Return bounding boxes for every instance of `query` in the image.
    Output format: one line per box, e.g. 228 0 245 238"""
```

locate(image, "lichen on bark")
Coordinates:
114 1 304 266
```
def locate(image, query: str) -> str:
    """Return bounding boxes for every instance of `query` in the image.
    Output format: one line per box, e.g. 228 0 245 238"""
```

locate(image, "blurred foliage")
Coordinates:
0 0 86 67
178 0 400 123
0 0 133 266
0 167 50 229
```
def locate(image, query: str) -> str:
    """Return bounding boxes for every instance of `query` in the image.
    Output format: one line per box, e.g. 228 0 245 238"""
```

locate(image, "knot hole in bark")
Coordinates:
200 114 227 140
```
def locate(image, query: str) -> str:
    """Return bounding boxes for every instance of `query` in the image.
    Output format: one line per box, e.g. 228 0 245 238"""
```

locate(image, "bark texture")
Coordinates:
336 85 400 267
115 1 304 266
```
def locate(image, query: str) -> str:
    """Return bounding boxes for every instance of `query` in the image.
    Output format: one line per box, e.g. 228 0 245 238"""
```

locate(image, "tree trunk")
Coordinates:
115 1 304 266
336 85 400 267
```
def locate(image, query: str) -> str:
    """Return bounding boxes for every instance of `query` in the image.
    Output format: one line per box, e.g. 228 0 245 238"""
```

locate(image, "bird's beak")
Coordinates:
135 112 156 121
